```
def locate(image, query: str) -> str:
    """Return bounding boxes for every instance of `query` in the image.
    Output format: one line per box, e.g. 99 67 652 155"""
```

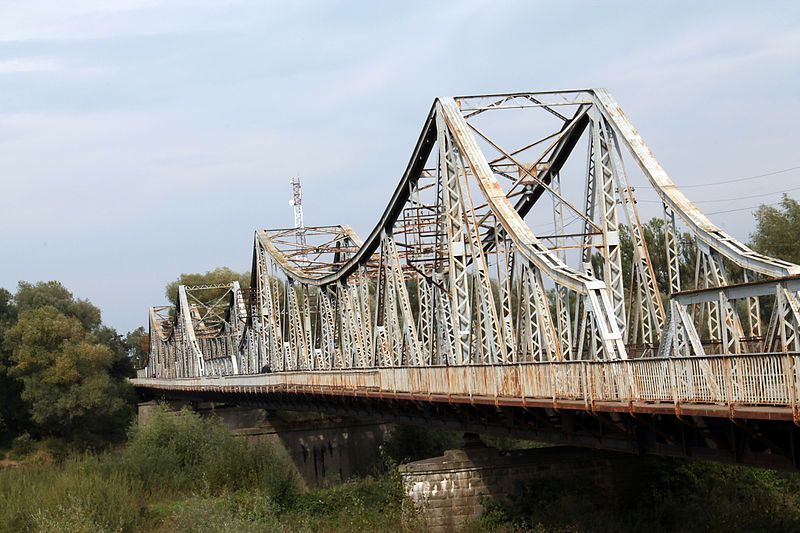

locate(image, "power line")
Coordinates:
638 185 800 205
672 164 800 189
705 202 783 216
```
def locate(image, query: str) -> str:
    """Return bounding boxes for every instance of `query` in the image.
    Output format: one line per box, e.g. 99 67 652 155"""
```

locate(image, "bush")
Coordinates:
284 474 421 532
10 432 33 458
122 405 301 501
154 492 282 532
466 457 800 533
0 406 417 532
381 425 462 464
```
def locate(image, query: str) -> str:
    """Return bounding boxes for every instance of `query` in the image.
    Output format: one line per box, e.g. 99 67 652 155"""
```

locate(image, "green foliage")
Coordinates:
10 432 33 458
164 267 250 306
91 324 136 379
751 194 800 264
283 474 420 532
15 281 101 331
0 280 137 444
467 457 800 533
382 425 462 463
0 454 144 532
122 406 301 500
125 326 149 369
0 407 415 532
0 287 25 439
153 492 282 532
4 305 133 443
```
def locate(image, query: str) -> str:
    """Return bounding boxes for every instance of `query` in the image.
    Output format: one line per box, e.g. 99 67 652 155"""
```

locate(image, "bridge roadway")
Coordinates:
133 90 800 470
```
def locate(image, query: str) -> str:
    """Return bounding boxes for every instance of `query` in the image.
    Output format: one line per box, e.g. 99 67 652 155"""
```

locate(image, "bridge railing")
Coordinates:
136 353 800 413
376 353 799 407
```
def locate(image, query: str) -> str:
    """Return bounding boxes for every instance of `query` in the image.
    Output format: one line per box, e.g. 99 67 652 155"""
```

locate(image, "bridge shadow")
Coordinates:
195 403 390 488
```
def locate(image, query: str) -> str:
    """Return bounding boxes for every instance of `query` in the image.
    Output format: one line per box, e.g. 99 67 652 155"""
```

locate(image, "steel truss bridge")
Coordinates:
133 90 800 470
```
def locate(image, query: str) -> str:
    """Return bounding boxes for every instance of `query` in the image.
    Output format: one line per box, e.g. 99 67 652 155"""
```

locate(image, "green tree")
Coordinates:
165 267 250 306
125 326 149 369
0 288 25 440
15 281 100 331
751 195 800 264
92 324 136 379
616 218 697 294
4 306 133 443
1 281 134 444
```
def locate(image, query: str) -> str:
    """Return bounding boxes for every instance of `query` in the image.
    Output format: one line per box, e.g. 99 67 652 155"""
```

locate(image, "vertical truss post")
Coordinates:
496 232 517 362
663 203 681 295
317 287 336 369
382 231 422 365
551 173 573 359
703 247 745 354
614 173 665 350
743 270 762 341
418 276 435 366
437 107 471 364
590 110 626 332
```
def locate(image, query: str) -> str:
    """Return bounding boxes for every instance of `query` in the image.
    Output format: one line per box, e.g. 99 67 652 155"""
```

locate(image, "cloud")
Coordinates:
0 57 63 73
0 0 263 43
0 0 798 333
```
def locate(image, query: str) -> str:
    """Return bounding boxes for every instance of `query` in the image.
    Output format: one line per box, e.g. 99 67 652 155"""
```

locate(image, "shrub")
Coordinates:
0 406 417 532
155 492 282 533
122 405 301 501
381 425 462 464
284 474 420 532
10 432 33 458
466 457 800 533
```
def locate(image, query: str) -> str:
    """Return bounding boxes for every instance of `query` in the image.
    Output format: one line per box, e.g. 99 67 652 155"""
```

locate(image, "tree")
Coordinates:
125 327 149 369
4 306 133 442
751 195 800 265
165 267 250 306
15 281 100 331
615 218 697 295
0 288 25 439
1 281 135 444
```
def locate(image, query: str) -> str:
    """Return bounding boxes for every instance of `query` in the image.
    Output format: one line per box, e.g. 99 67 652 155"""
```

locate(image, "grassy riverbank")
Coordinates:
3 409 800 532
0 408 417 533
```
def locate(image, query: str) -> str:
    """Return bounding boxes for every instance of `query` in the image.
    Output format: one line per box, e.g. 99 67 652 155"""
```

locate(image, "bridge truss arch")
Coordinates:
140 90 800 385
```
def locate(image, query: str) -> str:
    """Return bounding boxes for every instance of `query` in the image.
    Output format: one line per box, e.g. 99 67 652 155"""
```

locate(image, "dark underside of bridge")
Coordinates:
135 387 800 471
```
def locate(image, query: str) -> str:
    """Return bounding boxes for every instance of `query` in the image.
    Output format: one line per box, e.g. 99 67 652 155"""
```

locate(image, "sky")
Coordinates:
0 0 798 334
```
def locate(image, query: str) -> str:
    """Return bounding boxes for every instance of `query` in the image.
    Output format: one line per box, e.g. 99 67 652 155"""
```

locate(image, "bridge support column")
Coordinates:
399 443 635 532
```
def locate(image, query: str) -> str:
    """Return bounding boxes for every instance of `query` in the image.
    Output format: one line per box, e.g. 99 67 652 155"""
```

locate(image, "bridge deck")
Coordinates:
133 352 800 422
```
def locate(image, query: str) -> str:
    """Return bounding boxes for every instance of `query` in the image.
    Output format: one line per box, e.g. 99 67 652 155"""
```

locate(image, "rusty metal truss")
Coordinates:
138 90 800 415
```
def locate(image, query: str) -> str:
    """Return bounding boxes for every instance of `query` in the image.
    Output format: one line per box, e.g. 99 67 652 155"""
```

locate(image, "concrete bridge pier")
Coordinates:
137 401 390 488
399 443 637 532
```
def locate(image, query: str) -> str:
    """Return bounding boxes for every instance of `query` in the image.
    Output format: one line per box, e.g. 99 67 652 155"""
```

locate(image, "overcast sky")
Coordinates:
0 0 798 333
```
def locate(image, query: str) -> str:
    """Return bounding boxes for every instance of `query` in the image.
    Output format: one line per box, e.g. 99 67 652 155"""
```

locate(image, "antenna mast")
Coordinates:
289 176 306 251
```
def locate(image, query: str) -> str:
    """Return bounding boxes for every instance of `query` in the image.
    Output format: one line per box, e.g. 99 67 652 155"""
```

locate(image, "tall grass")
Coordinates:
0 455 143 532
0 406 412 532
